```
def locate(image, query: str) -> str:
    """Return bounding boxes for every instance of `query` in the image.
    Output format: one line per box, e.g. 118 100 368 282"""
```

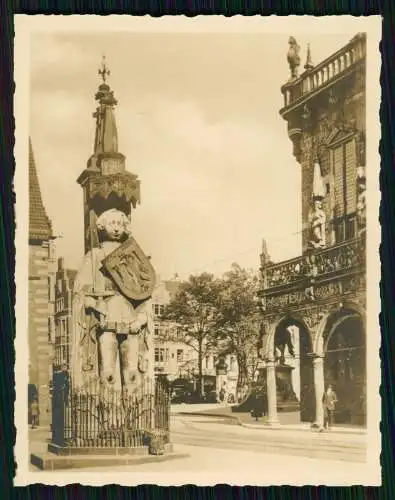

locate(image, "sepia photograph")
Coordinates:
14 15 381 486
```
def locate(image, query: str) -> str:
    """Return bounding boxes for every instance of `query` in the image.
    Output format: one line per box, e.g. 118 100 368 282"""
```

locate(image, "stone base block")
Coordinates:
47 443 151 456
31 443 188 471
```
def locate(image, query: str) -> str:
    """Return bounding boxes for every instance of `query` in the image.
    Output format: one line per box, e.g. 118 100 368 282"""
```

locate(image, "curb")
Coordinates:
172 411 242 425
173 411 367 435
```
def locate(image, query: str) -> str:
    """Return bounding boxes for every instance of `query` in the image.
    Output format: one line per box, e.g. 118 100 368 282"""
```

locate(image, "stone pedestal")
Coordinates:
275 364 300 412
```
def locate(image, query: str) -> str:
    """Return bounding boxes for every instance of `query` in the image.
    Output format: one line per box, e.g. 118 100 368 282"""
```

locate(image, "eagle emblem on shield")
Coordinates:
101 237 156 301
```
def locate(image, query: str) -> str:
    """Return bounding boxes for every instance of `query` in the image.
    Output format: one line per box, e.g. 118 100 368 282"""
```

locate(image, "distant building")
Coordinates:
151 279 193 382
152 279 239 397
53 258 77 373
28 138 56 426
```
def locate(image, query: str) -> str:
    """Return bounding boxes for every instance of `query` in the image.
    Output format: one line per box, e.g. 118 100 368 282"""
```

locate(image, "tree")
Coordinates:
162 273 221 398
215 264 261 399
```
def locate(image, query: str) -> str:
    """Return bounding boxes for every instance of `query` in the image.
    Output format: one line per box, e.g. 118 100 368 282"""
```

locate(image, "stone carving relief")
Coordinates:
300 134 313 163
341 273 366 295
356 131 366 167
265 239 362 290
303 308 328 333
265 278 344 311
308 199 326 249
314 282 342 300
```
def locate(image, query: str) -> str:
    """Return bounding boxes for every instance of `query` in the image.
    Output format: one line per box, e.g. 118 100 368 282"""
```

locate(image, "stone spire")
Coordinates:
260 238 271 268
77 57 141 254
29 137 53 241
304 43 314 71
93 56 119 155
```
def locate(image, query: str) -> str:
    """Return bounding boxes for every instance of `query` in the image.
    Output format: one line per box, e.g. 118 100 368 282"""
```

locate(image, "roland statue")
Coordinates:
72 208 155 395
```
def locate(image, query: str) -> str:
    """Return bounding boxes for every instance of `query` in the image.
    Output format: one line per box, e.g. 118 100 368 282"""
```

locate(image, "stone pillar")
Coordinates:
313 356 325 428
266 361 279 426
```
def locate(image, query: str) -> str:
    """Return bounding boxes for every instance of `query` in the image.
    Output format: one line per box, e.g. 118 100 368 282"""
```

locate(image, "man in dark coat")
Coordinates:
322 384 338 430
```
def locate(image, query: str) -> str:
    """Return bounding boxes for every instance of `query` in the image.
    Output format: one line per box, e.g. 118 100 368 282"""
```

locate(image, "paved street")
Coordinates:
29 410 368 484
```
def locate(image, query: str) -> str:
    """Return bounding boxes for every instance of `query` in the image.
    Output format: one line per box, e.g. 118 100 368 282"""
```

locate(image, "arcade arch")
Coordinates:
322 310 366 426
272 317 315 423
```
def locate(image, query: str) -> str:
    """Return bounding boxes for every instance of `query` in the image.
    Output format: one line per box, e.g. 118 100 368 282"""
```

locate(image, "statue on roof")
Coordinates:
287 37 301 80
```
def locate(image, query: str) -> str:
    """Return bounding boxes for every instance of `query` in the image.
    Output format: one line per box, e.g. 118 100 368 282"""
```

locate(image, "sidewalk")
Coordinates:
171 404 366 435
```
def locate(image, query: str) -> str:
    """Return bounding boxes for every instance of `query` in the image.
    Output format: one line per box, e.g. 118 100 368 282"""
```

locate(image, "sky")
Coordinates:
30 30 356 280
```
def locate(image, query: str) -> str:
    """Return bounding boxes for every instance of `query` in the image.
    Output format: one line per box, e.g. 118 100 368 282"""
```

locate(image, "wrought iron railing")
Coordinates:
281 33 366 109
264 238 365 291
52 374 170 449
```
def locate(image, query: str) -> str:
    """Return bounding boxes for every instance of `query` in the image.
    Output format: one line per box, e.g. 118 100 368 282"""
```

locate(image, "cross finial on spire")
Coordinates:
98 55 110 83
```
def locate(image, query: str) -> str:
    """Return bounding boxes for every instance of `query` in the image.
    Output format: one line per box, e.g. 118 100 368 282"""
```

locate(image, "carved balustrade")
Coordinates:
281 33 366 109
263 237 365 292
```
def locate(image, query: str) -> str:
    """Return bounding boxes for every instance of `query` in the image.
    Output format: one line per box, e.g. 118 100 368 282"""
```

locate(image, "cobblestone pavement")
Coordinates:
26 416 376 485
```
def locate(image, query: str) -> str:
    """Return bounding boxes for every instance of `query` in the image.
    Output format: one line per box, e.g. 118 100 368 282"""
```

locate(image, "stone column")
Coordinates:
313 355 325 428
266 361 279 426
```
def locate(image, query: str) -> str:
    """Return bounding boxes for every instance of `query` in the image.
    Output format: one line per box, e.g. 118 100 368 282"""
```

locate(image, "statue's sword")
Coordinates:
81 211 115 369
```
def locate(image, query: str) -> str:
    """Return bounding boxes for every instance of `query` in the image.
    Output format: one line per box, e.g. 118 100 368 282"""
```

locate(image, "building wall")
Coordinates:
152 279 240 392
28 241 52 426
151 280 195 381
259 34 367 426
53 259 76 373
297 42 365 253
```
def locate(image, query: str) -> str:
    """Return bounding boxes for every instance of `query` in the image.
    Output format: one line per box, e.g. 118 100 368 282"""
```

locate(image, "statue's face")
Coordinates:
314 200 322 210
102 212 128 241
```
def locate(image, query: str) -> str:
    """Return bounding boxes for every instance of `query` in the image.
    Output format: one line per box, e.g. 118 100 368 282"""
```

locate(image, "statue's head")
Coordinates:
96 208 131 242
313 198 323 210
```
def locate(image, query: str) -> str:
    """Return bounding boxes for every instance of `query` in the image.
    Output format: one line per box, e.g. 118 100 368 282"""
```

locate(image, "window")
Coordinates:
176 326 184 340
56 298 64 313
154 325 159 336
177 349 184 363
155 348 168 363
154 304 164 317
332 140 357 243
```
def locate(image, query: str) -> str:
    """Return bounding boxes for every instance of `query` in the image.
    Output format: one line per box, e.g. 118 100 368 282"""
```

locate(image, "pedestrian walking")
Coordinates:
31 398 39 429
322 384 338 430
219 382 227 404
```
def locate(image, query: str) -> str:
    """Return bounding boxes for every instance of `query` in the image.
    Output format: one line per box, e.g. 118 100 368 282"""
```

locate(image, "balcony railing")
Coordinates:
263 238 365 291
281 33 366 109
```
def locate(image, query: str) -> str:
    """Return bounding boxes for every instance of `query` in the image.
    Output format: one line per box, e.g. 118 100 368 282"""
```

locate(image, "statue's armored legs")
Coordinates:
98 331 118 387
119 333 140 396
119 333 142 430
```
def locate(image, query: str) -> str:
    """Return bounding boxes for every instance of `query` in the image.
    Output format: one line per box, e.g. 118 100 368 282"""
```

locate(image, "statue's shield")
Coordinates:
101 237 156 301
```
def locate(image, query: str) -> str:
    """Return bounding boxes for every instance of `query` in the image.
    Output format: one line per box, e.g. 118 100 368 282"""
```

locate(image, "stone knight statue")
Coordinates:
71 208 155 395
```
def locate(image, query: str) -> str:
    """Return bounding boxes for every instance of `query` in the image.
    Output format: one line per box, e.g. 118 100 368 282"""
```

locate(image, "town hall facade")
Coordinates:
259 33 367 428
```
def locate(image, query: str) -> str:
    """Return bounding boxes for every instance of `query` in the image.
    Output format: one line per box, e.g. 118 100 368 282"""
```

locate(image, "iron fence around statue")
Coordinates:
51 376 170 449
